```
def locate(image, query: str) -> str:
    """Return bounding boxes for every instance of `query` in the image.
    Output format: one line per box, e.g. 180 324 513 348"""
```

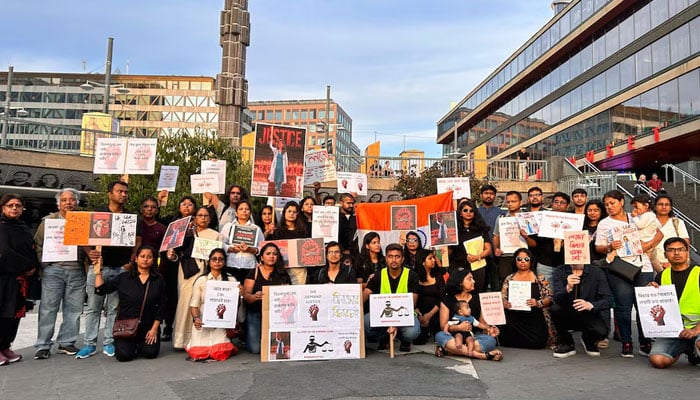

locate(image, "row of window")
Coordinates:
254 108 338 123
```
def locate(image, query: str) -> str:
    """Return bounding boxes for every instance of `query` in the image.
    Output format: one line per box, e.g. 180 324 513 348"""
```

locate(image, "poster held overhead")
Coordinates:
251 123 306 198
124 138 157 174
157 165 179 192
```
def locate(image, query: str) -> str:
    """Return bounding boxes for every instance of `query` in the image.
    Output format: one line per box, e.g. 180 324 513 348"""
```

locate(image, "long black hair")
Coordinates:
457 199 490 233
257 242 289 284
200 248 229 281
129 245 161 278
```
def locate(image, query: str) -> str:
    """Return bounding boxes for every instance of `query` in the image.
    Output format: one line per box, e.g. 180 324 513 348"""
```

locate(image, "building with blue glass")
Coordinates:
437 0 699 171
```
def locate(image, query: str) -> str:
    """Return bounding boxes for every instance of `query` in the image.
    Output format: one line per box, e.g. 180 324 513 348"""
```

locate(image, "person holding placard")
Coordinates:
477 184 504 292
94 246 166 362
166 207 223 350
499 249 555 350
648 237 700 368
187 248 238 361
139 196 166 252
220 200 263 283
207 184 250 231
530 191 570 284
317 242 358 284
595 190 663 358
0 194 40 366
267 201 308 285
78 181 142 360
256 205 277 238
493 191 535 286
550 255 613 358
242 243 291 354
413 250 445 345
448 199 492 291
33 189 86 360
653 194 691 270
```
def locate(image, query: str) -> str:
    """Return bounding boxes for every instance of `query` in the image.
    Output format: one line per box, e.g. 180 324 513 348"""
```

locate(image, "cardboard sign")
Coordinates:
391 205 417 231
437 177 471 199
463 237 486 270
516 212 541 235
612 224 643 257
429 211 457 247
564 230 590 264
63 211 137 247
479 292 506 326
160 216 191 252
369 293 415 328
498 217 528 254
537 211 585 239
635 285 684 338
304 149 337 184
202 280 240 329
232 225 259 247
261 238 326 268
124 138 157 174
41 219 78 262
508 280 531 311
311 206 339 243
157 165 179 192
190 174 220 194
93 138 127 174
191 237 224 260
201 160 227 194
337 172 368 196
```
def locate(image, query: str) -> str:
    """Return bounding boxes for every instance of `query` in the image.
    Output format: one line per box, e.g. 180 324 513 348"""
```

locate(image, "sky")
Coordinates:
1 0 555 158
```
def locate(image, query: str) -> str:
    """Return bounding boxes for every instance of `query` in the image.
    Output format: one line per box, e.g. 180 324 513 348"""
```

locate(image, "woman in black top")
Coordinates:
299 196 316 237
448 199 492 290
267 201 308 285
403 231 425 270
413 250 445 345
317 242 358 284
583 199 608 262
95 246 167 362
354 232 386 283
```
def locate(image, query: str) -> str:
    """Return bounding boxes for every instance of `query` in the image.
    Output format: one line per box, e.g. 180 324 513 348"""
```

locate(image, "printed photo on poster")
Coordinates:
516 212 541 235
89 212 112 243
93 138 127 174
429 211 457 247
612 224 643 257
269 331 291 361
336 172 368 196
391 205 417 231
251 123 306 198
124 138 157 174
160 216 192 252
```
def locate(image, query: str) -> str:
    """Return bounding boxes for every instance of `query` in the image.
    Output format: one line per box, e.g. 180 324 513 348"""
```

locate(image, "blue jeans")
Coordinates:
84 267 121 347
246 311 262 354
35 266 86 350
606 270 653 345
536 263 553 284
363 313 421 343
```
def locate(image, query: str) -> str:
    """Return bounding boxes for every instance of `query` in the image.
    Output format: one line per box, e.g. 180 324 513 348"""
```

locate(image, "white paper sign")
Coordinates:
41 219 78 262
508 280 531 311
202 280 240 329
498 217 528 254
612 224 643 257
304 149 337 184
124 138 157 174
516 212 541 235
157 165 179 191
369 293 415 327
190 174 220 194
110 213 138 247
93 138 127 174
635 285 684 338
337 172 368 196
479 292 506 326
201 160 226 194
537 211 585 239
191 237 224 260
437 177 471 199
311 206 339 243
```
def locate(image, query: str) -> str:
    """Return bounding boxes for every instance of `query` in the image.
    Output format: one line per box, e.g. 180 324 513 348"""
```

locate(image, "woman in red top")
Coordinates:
646 173 663 192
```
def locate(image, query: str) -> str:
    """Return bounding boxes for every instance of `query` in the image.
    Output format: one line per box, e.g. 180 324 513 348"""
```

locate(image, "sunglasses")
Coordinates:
461 209 474 213
516 256 531 262
210 257 225 262
407 238 419 243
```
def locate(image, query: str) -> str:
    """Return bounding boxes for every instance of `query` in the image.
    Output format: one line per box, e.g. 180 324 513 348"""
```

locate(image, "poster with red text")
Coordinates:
251 123 306 198
564 230 590 264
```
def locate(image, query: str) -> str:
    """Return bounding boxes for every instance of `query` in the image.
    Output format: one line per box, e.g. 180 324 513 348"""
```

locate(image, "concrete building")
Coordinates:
437 0 700 171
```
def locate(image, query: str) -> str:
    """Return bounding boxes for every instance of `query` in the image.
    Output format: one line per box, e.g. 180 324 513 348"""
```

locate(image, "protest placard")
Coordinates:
499 217 528 254
369 293 415 328
391 205 417 231
157 165 179 191
304 149 336 184
63 211 137 247
429 211 457 247
251 123 306 198
160 216 191 252
190 174 220 194
538 211 585 239
479 292 506 326
261 238 326 268
201 160 226 194
337 172 368 196
437 177 471 199
311 206 339 243
508 280 531 311
516 212 541 235
124 138 157 174
93 138 127 174
192 237 224 260
201 280 239 329
612 224 643 257
564 230 590 264
232 225 259 247
635 285 684 338
42 219 78 262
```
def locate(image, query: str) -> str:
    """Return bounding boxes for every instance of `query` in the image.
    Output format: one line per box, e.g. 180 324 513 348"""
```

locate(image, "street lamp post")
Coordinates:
1 65 13 147
80 37 128 115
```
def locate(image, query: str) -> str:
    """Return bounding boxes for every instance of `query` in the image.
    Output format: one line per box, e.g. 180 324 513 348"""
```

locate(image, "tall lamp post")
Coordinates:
1 65 13 147
80 37 128 115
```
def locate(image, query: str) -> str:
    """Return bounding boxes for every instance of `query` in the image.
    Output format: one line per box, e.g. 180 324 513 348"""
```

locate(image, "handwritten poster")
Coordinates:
369 293 415 328
437 177 471 199
498 217 528 254
202 280 239 329
63 211 137 247
311 206 339 243
635 285 684 338
263 284 363 362
41 219 78 262
160 216 191 252
191 237 224 260
391 205 417 231
337 172 368 196
479 292 507 326
201 160 227 194
508 280 531 311
463 237 486 270
157 165 179 191
516 212 541 235
251 123 307 198
93 138 127 174
537 211 585 239
429 211 457 247
564 230 590 264
190 174 220 194
612 224 643 257
124 138 157 174
304 149 337 184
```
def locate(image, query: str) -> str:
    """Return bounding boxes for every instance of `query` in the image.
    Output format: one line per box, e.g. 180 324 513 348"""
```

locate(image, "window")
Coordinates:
592 74 606 103
605 25 620 58
650 0 669 29
619 15 635 49
593 36 606 65
670 24 690 63
690 17 700 54
635 46 653 81
658 78 680 125
634 4 651 40
678 69 700 118
606 63 620 97
619 56 636 90
651 36 671 73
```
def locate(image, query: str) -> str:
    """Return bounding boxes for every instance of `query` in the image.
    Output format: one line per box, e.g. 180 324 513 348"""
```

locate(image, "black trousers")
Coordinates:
0 317 21 349
115 328 161 362
162 259 178 331
550 303 608 345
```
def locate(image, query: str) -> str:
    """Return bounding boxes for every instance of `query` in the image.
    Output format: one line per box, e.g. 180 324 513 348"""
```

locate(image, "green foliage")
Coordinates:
393 161 495 202
86 134 252 216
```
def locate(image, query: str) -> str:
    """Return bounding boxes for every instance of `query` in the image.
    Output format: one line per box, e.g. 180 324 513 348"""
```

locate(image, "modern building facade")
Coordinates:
437 0 700 171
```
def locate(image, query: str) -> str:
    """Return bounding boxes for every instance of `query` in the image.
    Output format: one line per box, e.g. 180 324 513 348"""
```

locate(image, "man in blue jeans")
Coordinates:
363 243 420 352
33 188 86 359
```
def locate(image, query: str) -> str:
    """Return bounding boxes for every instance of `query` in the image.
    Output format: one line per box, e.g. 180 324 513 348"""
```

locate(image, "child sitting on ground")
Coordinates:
446 300 498 359
630 194 663 272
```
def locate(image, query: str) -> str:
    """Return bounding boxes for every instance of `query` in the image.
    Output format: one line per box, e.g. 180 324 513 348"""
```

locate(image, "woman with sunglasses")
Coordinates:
498 248 555 349
0 194 40 366
402 231 425 270
448 199 492 291
166 206 224 350
186 248 238 361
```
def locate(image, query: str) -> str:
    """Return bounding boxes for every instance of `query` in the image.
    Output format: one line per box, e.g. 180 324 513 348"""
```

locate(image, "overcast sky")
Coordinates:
1 0 555 158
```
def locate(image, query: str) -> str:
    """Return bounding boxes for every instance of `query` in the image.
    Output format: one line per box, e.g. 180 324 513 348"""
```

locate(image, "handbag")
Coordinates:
113 280 150 339
608 256 641 283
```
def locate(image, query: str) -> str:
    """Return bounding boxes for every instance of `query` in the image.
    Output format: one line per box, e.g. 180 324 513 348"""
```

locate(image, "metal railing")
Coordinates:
663 163 699 202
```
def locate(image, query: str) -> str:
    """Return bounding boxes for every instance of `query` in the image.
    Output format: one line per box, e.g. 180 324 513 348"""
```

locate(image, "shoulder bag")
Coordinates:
113 280 150 339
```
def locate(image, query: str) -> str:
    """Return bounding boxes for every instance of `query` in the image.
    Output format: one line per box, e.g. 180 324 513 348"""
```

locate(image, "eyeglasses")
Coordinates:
529 193 542 197
407 238 419 243
461 209 474 213
516 256 531 262
665 248 687 253
195 214 210 218
4 203 23 209
552 200 568 205
327 250 342 255
210 257 225 262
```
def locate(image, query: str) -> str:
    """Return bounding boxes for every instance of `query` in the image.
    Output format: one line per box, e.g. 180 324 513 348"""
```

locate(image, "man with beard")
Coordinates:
338 193 357 256
493 191 535 284
531 192 570 283
525 186 544 212
478 184 503 291
571 188 587 214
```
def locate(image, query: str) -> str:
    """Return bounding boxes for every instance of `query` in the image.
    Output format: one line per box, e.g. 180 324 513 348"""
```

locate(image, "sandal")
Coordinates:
434 346 445 357
485 350 503 361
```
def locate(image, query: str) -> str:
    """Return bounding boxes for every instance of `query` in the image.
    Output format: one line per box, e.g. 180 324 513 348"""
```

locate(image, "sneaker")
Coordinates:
103 344 115 357
553 343 576 358
639 342 652 357
0 353 8 366
34 349 51 360
75 345 96 359
399 341 411 352
596 338 609 349
688 352 700 366
57 344 79 355
620 342 634 358
581 338 600 357
1 348 22 363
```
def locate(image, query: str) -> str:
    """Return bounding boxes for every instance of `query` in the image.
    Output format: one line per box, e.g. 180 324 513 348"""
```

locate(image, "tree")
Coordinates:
86 133 252 216
393 161 495 202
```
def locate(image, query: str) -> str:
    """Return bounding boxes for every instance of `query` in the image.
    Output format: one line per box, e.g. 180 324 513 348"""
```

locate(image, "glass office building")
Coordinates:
437 0 700 170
